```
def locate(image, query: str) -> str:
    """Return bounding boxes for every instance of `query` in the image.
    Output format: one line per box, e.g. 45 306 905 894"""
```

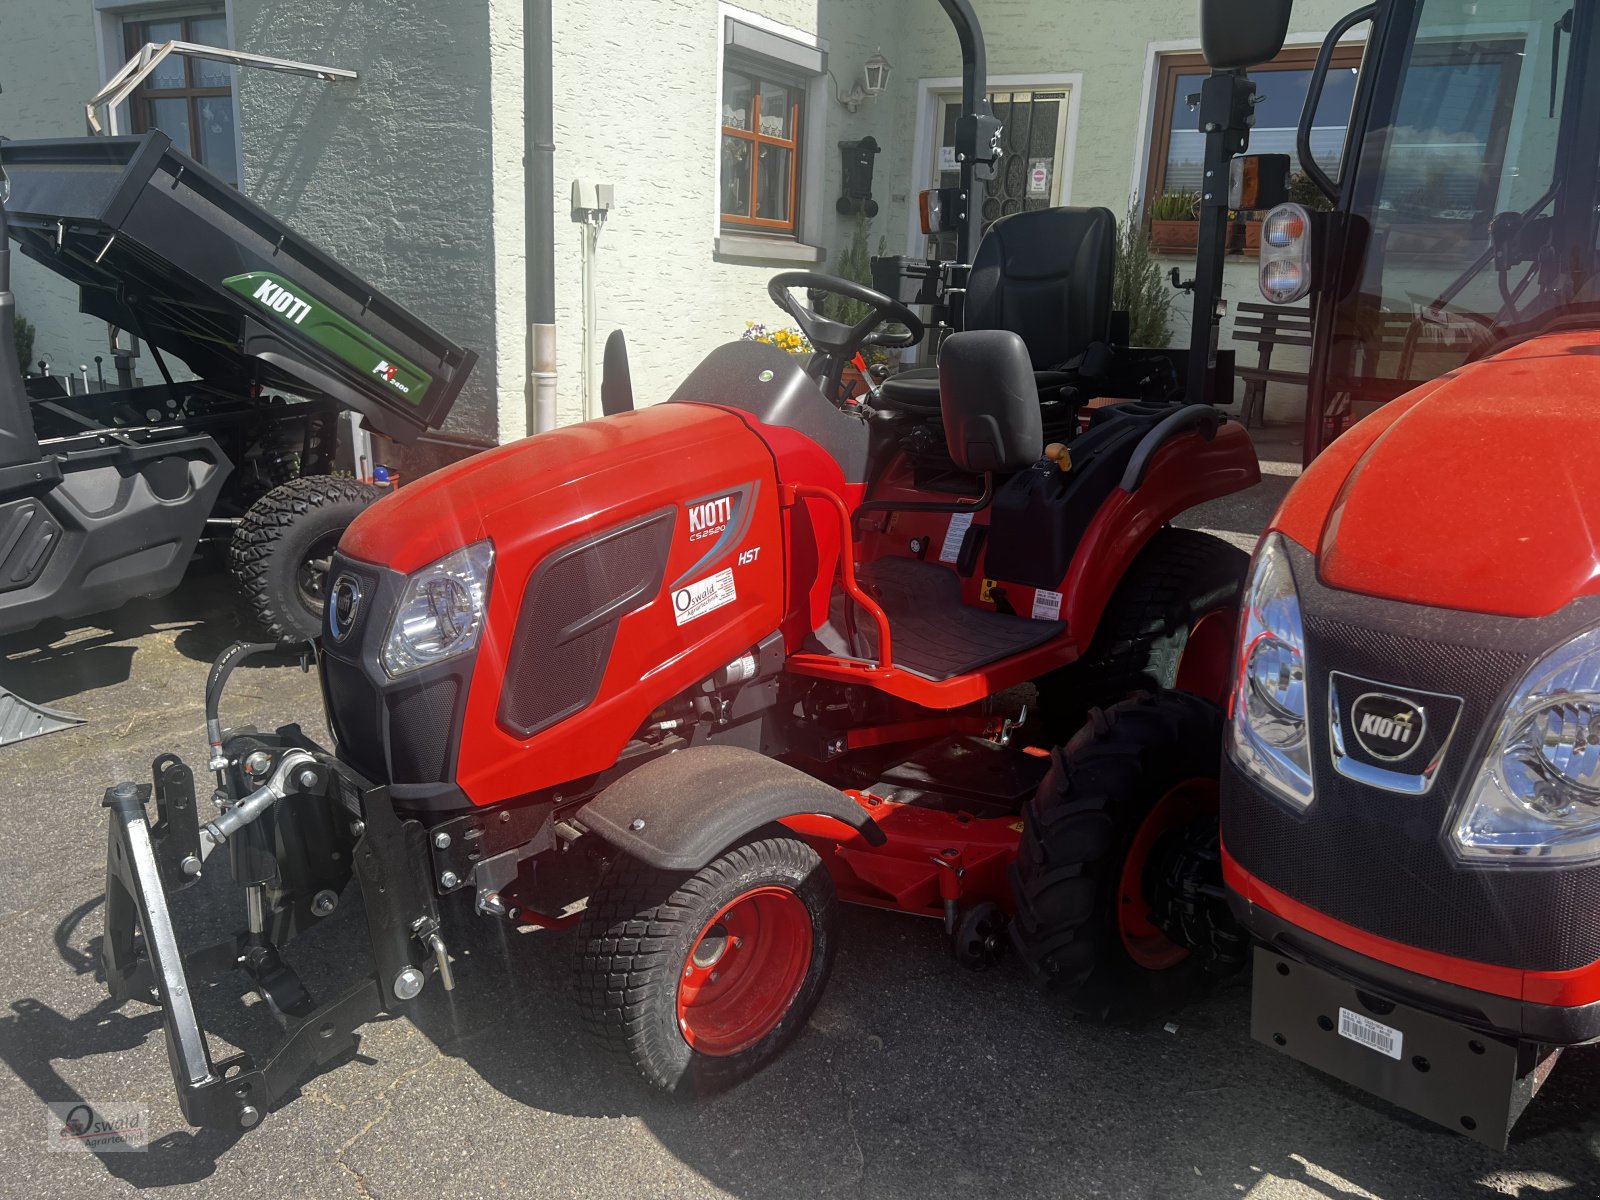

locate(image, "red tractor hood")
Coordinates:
1288 331 1600 618
341 403 758 574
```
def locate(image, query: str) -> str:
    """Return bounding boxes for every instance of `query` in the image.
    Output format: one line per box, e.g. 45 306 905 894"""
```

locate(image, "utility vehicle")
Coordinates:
93 0 1276 1129
1210 0 1600 1149
0 129 477 656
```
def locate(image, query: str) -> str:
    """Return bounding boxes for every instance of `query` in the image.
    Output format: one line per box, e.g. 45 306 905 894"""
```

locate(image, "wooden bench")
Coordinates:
1233 302 1313 428
1234 302 1486 432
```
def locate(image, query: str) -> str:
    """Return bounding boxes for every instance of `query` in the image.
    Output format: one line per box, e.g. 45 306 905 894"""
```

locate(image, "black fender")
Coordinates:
576 746 885 871
1119 404 1223 492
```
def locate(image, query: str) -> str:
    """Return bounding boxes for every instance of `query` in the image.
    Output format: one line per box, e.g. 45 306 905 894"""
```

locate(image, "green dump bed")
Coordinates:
0 131 476 442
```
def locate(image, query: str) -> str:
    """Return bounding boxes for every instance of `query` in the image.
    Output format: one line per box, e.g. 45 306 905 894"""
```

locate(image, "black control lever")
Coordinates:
1169 267 1195 294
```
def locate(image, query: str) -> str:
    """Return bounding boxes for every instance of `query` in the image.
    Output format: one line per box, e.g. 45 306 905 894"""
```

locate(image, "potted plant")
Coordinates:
1287 169 1336 213
1148 189 1200 253
1113 206 1173 349
741 322 813 354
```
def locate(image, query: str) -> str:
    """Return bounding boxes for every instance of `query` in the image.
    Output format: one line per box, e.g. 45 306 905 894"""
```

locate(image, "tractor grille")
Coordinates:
387 678 460 784
322 654 385 781
1224 545 1600 973
498 509 675 737
319 552 472 800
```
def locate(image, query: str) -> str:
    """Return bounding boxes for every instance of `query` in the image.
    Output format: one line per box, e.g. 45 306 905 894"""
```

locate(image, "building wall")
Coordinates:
6 0 1359 440
0 0 112 376
233 0 501 442
877 0 1359 422
493 0 1358 432
486 0 917 437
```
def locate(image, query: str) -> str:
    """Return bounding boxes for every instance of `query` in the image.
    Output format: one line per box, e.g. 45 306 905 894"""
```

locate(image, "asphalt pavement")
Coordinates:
0 428 1596 1199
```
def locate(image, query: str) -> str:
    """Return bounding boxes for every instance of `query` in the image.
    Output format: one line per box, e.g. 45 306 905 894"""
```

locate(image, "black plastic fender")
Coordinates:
576 746 885 870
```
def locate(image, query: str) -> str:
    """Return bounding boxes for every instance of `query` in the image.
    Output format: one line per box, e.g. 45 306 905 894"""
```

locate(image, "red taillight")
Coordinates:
918 189 941 235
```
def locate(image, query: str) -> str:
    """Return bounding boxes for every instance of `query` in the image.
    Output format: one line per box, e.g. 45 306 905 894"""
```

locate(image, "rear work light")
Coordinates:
1259 203 1313 305
918 187 962 235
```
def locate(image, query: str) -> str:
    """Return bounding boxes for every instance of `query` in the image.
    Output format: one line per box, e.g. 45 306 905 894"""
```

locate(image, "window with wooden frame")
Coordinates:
123 10 239 186
720 66 802 235
1144 44 1366 208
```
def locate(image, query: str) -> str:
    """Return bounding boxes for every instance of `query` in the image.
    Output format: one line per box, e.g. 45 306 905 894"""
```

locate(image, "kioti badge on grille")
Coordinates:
1349 692 1427 761
1327 671 1463 795
329 573 363 641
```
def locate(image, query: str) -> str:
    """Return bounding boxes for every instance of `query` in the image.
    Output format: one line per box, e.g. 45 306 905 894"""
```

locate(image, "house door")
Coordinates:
928 87 1073 259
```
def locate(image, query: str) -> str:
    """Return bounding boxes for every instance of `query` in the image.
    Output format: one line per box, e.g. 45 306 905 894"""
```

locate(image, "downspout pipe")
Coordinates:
525 0 557 435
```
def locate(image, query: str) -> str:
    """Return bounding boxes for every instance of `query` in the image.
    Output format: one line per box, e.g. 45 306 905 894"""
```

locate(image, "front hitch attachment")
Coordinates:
101 754 446 1132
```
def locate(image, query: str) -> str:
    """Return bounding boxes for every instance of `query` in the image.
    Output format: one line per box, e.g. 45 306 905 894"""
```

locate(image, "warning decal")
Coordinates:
1032 589 1063 621
673 568 737 626
940 512 974 563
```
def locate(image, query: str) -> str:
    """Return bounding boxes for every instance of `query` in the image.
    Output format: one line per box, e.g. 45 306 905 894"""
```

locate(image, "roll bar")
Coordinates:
936 0 998 265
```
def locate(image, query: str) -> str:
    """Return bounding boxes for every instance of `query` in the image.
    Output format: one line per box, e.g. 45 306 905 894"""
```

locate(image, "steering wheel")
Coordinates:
766 271 925 401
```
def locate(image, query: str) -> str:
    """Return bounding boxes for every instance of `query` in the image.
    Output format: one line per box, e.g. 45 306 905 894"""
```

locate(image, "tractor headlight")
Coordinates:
1452 626 1600 864
380 541 494 678
1227 533 1314 810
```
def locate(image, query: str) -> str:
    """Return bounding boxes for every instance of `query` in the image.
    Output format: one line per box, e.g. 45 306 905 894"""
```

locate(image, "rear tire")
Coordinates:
1009 691 1246 1022
1036 528 1247 742
575 830 837 1095
229 476 384 641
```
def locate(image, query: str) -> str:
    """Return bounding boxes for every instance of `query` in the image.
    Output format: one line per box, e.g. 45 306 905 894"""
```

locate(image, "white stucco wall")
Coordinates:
0 0 113 375
482 0 1360 435
7 0 1361 439
489 0 918 438
233 0 502 442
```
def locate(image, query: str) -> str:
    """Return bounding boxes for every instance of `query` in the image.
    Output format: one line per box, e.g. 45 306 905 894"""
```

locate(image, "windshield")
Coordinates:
1325 0 1595 419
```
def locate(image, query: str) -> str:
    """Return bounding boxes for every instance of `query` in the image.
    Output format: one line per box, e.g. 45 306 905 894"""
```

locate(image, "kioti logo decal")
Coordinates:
247 277 313 325
1350 693 1428 761
687 494 735 543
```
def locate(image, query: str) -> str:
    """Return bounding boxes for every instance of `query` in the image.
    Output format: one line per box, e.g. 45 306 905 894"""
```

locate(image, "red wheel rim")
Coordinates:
1173 606 1237 706
1117 779 1218 971
676 886 813 1057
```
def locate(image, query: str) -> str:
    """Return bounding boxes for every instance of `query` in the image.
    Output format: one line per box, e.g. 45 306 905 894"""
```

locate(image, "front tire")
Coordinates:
575 830 837 1094
229 476 384 641
1009 691 1247 1022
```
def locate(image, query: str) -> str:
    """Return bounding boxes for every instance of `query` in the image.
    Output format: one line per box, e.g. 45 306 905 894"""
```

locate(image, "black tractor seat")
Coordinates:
878 367 1079 409
879 205 1116 413
805 556 1064 681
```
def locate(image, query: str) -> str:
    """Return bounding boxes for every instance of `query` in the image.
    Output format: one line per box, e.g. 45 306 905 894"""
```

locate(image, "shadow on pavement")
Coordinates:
0 996 242 1185
0 566 253 704
14 809 1600 1198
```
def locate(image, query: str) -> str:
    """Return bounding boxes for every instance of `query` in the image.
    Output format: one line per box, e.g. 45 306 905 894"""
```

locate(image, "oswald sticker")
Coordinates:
673 568 737 626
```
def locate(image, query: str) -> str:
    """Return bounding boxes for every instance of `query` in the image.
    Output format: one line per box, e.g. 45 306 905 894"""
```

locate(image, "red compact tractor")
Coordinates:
1209 0 1600 1149
92 0 1274 1130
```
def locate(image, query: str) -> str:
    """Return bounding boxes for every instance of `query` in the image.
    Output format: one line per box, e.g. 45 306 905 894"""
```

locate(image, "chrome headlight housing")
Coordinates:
1452 625 1600 864
380 541 494 678
1227 533 1314 810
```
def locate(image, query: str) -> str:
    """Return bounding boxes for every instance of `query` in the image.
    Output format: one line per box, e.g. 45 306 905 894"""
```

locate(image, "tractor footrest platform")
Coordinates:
806 557 1063 681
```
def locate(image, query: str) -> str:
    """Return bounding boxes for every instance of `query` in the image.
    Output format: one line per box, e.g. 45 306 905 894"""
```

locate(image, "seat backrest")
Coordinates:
938 330 1043 474
964 207 1117 370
